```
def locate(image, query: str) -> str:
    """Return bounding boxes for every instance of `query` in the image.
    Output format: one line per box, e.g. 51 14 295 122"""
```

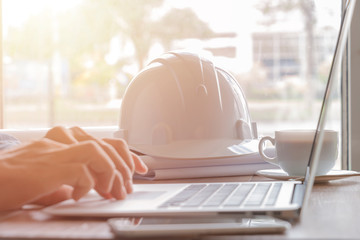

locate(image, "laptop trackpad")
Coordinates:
126 191 167 200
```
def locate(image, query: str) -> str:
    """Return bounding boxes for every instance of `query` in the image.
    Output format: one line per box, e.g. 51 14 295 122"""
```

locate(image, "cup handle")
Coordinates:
258 136 278 166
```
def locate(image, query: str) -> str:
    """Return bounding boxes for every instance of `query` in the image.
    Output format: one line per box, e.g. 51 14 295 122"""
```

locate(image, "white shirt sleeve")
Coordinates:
0 133 20 150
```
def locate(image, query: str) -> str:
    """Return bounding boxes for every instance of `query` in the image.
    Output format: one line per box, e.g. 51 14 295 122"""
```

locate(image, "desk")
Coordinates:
1 175 360 239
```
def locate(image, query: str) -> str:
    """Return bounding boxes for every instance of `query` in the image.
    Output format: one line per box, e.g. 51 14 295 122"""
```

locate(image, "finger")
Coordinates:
110 172 128 199
44 126 78 145
103 138 135 173
96 142 133 193
131 153 148 174
95 171 127 200
70 165 95 201
85 140 132 193
56 141 117 194
69 128 133 193
30 138 66 149
69 126 94 142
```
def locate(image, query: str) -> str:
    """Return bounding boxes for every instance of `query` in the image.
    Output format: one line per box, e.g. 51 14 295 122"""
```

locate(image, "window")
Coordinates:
1 0 346 167
1 0 342 127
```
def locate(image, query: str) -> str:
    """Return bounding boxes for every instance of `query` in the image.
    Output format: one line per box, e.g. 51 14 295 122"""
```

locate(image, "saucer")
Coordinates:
256 169 360 183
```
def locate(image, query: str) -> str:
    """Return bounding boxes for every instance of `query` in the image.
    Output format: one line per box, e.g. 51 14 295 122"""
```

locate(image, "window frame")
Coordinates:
347 0 360 170
0 0 3 129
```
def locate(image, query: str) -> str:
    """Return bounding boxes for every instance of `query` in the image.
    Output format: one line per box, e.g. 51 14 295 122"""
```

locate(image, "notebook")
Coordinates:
44 0 355 221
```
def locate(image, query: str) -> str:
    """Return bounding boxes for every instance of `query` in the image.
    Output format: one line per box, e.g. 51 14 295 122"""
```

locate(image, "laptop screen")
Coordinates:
302 0 355 202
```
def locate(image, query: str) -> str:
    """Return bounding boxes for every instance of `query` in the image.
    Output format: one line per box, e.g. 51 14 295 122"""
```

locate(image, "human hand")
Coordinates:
44 126 148 198
0 126 147 211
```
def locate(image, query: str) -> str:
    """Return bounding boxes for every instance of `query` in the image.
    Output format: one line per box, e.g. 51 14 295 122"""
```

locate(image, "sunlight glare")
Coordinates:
3 0 81 28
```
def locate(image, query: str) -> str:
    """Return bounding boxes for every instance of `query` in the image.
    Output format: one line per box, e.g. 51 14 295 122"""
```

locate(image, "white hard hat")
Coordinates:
115 51 258 159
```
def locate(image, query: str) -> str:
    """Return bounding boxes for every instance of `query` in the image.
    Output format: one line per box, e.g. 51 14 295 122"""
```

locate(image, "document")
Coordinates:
135 149 277 180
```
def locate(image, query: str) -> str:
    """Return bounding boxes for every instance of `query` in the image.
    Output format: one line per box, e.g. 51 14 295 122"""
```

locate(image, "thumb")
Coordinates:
132 153 148 174
31 185 73 206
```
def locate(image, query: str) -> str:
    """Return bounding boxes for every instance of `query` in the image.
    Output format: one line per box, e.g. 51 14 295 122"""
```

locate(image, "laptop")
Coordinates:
44 0 355 221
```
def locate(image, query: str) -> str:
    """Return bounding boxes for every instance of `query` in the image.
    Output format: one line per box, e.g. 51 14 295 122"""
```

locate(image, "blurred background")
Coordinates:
2 0 342 136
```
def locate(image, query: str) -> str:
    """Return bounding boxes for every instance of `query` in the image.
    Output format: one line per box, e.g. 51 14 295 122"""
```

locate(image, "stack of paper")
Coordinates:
135 148 278 180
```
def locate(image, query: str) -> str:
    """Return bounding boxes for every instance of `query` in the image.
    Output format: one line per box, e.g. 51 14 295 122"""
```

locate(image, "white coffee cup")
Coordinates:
258 130 338 176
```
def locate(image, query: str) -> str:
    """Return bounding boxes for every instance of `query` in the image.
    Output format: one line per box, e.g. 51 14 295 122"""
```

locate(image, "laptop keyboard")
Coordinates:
159 183 282 209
